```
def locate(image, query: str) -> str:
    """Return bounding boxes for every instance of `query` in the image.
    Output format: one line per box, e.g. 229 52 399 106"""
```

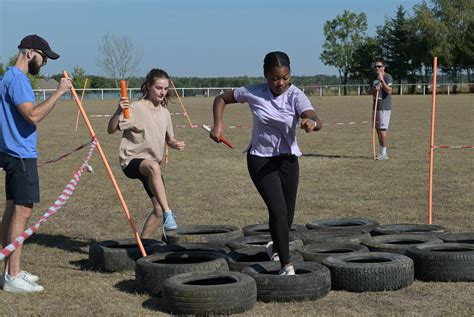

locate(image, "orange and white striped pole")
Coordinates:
63 70 147 257
427 57 438 224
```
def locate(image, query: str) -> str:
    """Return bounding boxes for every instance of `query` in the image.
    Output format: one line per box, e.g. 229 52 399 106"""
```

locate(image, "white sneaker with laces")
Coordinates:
1 271 38 288
266 241 280 261
279 264 295 276
3 272 44 293
375 153 389 160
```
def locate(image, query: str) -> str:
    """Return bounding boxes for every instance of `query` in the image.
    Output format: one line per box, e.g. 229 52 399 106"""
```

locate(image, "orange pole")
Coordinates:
75 78 88 132
372 88 380 160
120 80 130 119
170 80 194 128
428 57 438 224
63 71 147 257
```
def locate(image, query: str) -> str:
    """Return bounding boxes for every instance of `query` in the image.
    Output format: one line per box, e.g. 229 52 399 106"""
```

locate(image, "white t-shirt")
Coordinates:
234 83 314 157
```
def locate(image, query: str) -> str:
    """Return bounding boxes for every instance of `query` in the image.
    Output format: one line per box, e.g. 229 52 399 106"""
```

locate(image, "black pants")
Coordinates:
247 153 299 265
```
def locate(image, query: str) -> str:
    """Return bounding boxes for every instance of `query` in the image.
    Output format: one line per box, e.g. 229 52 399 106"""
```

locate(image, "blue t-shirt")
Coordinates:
0 66 37 158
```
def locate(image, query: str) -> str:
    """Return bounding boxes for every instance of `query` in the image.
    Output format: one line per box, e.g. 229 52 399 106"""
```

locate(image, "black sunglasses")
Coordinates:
33 49 47 61
375 65 384 68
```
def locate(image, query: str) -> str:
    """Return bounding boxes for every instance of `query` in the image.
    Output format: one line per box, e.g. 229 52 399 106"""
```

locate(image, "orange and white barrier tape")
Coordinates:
0 140 97 262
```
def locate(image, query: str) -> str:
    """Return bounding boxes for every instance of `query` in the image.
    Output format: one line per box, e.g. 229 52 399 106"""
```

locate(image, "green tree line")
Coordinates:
321 0 473 94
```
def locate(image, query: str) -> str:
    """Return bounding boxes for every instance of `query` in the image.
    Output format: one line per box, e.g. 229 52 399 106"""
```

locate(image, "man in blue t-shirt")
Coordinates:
0 34 72 293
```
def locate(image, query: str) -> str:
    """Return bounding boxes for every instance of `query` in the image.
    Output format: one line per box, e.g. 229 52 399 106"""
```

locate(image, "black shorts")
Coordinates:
123 159 164 198
0 152 40 204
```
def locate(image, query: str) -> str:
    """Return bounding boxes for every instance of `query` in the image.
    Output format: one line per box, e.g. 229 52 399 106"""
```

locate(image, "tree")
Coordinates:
320 10 367 95
0 61 5 76
350 36 382 85
430 0 474 90
377 6 415 94
411 2 447 83
71 66 89 89
97 33 143 82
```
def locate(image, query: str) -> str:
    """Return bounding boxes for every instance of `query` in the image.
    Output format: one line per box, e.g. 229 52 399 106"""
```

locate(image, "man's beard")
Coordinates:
28 56 41 75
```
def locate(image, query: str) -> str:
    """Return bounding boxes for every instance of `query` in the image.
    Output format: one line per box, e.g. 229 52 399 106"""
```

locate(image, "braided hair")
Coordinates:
263 51 291 74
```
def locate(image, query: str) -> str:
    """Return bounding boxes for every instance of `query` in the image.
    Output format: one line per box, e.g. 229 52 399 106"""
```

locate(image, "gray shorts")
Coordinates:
376 110 391 130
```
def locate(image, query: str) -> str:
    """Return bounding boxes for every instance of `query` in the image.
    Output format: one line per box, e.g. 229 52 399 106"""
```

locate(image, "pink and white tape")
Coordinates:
0 140 97 262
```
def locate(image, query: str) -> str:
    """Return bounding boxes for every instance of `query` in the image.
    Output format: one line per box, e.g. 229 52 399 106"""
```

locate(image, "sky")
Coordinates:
0 0 423 77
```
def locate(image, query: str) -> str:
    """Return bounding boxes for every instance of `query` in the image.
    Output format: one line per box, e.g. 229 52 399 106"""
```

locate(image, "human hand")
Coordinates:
300 118 318 133
57 77 72 95
170 140 185 151
209 125 224 143
118 97 129 110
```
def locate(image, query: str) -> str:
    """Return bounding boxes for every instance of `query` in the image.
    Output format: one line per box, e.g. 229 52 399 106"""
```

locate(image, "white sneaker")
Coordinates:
375 153 389 160
266 241 279 261
3 272 44 293
21 271 39 283
279 264 295 276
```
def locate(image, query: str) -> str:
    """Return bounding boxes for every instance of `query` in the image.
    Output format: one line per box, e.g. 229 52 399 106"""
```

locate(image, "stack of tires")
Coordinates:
87 221 473 314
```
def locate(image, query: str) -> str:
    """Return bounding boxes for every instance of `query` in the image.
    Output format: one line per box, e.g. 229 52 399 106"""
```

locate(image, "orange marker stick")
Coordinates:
120 80 130 119
202 125 235 149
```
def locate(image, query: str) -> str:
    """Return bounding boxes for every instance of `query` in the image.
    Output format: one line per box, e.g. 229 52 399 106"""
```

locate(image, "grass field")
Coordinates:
0 94 473 316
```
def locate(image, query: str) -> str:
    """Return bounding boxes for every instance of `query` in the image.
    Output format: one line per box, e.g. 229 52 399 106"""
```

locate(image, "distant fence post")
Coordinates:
338 86 341 96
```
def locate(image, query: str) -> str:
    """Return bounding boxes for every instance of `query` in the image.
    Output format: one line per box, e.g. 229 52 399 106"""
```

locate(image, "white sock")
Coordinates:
381 147 387 155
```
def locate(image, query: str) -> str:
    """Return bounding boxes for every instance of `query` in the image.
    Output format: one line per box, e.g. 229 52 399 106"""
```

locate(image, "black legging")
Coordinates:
247 153 299 265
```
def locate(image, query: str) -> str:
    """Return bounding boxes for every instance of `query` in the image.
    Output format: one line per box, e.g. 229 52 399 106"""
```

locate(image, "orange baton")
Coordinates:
120 80 130 119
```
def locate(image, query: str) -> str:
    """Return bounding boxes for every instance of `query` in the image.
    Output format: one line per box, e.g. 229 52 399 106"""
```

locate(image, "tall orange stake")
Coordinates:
372 88 380 160
63 70 147 257
170 80 194 128
120 80 130 119
427 57 438 224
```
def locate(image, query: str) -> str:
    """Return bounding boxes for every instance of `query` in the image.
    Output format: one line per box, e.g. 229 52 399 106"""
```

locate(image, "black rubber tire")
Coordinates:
88 238 163 272
226 234 303 251
362 234 443 255
405 242 474 282
162 270 257 315
228 246 303 272
298 230 371 245
296 243 369 262
371 223 449 236
153 242 231 254
242 223 307 236
242 261 331 302
439 232 474 244
322 252 414 292
164 225 243 244
135 250 230 296
306 217 379 233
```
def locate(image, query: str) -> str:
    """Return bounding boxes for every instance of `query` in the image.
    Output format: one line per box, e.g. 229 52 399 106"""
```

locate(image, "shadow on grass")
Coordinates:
69 258 94 271
114 279 145 295
26 233 93 254
142 296 166 313
302 153 369 159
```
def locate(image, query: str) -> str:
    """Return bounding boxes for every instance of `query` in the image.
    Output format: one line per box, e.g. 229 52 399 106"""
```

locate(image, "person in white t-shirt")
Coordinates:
210 51 323 275
107 69 185 238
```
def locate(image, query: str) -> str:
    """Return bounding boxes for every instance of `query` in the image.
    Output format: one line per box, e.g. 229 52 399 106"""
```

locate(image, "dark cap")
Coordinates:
18 34 60 60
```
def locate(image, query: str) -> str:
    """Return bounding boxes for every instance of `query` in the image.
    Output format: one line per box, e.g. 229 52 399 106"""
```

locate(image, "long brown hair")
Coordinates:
140 68 171 107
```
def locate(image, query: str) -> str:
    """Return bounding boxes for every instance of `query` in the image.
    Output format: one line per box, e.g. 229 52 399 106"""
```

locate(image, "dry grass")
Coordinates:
0 94 473 316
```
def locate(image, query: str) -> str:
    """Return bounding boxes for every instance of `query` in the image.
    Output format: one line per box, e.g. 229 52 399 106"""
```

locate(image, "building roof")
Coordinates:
37 78 59 89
